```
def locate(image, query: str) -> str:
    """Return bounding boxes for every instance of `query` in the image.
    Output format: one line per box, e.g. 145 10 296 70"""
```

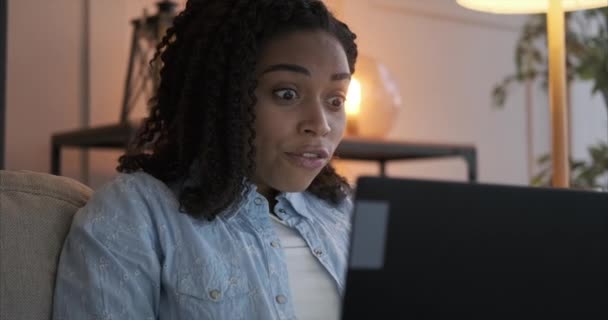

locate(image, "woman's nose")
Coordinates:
298 100 331 137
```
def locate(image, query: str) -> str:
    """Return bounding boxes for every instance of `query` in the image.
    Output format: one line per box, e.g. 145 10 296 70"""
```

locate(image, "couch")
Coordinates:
0 170 92 320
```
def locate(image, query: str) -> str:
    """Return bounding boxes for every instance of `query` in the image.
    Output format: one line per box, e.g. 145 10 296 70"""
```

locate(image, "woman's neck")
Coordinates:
257 186 279 212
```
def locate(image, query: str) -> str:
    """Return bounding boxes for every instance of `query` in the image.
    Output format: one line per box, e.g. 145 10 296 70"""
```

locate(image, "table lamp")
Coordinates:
457 0 608 188
344 55 402 138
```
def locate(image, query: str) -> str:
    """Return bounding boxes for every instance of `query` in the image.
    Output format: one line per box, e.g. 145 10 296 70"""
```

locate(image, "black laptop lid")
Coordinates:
342 177 608 319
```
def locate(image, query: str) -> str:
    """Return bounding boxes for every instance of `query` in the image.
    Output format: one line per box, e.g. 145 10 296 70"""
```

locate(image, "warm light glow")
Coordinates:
345 77 361 116
456 0 607 14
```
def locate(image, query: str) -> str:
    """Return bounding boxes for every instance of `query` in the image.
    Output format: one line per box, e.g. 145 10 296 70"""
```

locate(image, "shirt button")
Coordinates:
270 241 280 248
313 249 324 257
254 197 263 205
275 294 287 304
209 289 221 300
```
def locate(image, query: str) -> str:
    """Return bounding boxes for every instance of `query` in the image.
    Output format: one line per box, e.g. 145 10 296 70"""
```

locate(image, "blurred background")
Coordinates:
2 0 607 190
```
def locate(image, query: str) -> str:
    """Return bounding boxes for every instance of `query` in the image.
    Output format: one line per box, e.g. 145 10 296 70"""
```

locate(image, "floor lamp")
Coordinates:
457 0 608 188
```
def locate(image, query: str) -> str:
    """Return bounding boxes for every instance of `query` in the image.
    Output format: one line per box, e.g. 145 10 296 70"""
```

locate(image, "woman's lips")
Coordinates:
284 152 327 169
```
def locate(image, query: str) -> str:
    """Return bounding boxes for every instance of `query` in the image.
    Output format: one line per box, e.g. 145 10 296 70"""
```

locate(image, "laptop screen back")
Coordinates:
342 177 608 319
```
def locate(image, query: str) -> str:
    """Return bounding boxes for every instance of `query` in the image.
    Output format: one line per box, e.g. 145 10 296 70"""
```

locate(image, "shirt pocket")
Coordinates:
175 255 251 303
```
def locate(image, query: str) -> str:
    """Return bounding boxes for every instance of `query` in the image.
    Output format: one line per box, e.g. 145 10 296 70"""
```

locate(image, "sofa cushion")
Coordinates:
0 170 92 320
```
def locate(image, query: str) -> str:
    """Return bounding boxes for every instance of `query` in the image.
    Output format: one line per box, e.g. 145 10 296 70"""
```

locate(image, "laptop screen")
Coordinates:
341 176 608 319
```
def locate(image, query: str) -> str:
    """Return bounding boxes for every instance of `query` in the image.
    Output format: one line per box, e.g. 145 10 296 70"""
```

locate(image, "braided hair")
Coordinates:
117 0 358 220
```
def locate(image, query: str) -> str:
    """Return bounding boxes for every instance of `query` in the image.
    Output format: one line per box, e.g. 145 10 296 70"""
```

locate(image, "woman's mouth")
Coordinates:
284 151 328 169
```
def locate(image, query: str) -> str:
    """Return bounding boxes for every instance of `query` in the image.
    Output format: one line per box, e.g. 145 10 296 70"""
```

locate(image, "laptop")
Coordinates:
341 176 608 319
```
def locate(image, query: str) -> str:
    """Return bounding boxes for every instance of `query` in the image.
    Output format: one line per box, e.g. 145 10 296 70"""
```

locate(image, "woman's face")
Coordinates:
251 30 350 198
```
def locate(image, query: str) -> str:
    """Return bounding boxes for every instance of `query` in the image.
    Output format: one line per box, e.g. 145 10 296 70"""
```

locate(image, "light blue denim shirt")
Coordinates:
52 171 353 320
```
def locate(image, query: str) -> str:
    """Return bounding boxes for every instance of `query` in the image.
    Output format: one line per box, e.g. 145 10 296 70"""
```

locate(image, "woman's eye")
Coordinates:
328 96 345 109
273 89 298 101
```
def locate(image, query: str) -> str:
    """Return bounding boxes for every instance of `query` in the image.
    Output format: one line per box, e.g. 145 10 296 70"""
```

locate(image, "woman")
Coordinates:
53 0 357 319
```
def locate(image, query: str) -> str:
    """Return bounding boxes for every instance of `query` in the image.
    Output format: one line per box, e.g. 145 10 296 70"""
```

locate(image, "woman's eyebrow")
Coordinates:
262 64 351 81
262 64 310 76
331 73 351 81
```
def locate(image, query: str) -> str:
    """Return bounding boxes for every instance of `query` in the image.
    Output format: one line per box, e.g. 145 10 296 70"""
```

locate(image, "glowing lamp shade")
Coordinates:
456 0 607 14
344 55 402 138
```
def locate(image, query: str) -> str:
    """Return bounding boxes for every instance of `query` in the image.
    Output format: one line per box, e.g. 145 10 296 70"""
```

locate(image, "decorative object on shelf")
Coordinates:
345 55 402 138
457 0 608 188
120 0 178 124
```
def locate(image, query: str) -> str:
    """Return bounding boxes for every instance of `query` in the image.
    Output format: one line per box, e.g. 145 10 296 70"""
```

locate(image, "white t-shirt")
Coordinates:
270 214 341 320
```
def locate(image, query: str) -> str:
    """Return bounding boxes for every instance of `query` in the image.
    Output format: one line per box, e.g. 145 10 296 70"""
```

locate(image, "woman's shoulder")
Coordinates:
60 172 168 284
91 171 174 203
72 171 177 231
104 170 168 190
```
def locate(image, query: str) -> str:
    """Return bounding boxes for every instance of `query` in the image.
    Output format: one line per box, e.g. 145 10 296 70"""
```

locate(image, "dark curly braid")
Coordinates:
117 0 358 220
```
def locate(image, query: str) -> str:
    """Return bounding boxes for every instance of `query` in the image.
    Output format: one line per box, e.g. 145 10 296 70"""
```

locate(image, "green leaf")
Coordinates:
498 7 608 110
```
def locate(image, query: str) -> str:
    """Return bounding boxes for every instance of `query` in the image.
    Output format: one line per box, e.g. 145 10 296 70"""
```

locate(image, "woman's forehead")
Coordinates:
256 31 350 75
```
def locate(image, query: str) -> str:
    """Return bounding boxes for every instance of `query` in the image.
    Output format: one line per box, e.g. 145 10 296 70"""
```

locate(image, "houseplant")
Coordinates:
494 7 608 189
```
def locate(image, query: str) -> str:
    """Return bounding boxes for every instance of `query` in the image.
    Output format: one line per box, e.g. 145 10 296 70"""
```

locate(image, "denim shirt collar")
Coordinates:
168 165 316 222
223 180 315 222
222 181 260 221
278 191 315 220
